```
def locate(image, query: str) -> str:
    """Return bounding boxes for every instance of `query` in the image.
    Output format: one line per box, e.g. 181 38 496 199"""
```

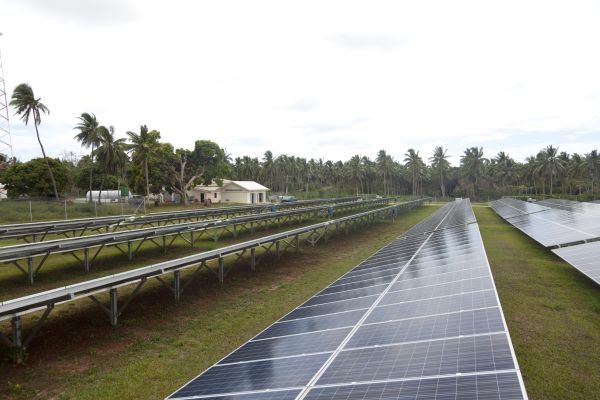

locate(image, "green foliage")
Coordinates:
188 140 231 185
1 158 68 198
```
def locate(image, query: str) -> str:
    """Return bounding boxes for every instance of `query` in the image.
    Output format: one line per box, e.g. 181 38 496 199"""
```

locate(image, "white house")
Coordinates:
190 180 270 204
0 183 7 200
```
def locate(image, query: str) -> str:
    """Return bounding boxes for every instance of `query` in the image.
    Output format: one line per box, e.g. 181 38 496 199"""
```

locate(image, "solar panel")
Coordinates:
537 199 600 217
490 198 600 248
167 199 527 400
552 241 600 285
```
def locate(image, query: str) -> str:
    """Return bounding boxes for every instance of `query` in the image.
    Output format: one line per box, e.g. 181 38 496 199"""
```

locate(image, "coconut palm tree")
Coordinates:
95 125 128 200
126 125 161 197
404 149 424 196
376 150 394 195
583 150 600 196
74 113 104 202
346 155 364 195
429 146 450 197
10 83 60 200
536 145 565 195
460 147 486 197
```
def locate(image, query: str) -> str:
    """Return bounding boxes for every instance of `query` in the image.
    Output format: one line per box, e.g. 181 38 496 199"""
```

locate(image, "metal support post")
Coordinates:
250 248 256 271
11 316 24 363
84 248 90 272
295 234 300 253
190 231 195 248
173 270 181 301
276 241 281 258
109 288 118 326
27 257 33 284
127 241 133 260
218 257 225 284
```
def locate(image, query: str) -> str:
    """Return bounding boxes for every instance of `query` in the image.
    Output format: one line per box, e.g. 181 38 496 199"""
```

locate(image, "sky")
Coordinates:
1 0 599 166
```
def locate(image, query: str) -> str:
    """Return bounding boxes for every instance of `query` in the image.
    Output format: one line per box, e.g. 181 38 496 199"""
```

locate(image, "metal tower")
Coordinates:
0 33 13 159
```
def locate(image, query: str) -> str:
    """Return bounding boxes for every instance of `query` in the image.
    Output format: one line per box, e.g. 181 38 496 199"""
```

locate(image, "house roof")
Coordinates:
225 181 270 191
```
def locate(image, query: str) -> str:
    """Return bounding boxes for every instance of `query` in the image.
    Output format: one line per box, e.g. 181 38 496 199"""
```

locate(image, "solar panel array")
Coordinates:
552 242 600 285
167 199 527 400
536 198 600 217
489 198 600 247
490 198 600 286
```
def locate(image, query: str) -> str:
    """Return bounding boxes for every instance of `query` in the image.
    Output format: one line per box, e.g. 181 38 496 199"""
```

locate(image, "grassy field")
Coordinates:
476 207 600 400
2 205 599 399
0 206 438 399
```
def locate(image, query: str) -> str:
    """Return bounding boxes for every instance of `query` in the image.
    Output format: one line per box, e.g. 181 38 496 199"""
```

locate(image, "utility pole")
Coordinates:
0 32 14 160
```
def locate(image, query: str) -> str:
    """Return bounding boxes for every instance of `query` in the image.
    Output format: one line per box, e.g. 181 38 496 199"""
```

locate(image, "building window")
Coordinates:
214 193 217 199
259 193 264 202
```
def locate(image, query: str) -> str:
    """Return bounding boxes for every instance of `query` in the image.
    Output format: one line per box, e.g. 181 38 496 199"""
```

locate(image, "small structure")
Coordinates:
0 183 7 200
190 180 270 204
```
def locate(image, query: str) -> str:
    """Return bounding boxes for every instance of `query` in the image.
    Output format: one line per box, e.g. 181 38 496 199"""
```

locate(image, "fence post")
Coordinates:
64 200 68 220
94 201 97 217
29 201 33 222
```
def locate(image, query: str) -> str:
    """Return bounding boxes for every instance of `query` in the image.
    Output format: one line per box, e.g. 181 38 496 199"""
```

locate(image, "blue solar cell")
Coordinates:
304 372 524 400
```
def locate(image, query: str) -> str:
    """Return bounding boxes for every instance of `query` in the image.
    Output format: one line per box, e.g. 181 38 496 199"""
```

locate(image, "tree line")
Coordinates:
0 83 599 201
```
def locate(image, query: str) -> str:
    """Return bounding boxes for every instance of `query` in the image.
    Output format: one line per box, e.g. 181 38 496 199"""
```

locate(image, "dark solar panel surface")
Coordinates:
490 198 600 247
552 241 600 285
537 198 600 217
167 200 526 400
491 198 600 286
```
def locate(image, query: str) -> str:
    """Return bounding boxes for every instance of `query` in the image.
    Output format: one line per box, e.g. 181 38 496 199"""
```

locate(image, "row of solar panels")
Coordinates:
167 199 527 400
0 198 391 265
490 198 600 285
0 197 360 240
0 202 425 320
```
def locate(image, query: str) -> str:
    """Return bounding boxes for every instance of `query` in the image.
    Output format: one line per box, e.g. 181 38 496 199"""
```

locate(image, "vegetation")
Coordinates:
1 83 599 201
8 83 59 200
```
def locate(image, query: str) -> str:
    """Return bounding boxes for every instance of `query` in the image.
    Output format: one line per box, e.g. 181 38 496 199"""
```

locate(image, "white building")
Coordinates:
190 180 270 204
0 183 7 200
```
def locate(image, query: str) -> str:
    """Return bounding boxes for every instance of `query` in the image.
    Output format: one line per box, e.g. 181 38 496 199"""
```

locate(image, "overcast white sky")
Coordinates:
1 0 599 165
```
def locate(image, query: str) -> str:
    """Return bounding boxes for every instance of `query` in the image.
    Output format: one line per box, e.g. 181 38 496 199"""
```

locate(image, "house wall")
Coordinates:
222 191 249 203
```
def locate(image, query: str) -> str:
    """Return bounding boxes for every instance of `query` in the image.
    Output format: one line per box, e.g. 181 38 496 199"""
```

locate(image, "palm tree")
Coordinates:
126 125 161 197
404 149 424 196
95 125 128 200
429 146 450 197
460 147 486 197
376 150 394 195
10 83 60 200
536 145 565 195
346 155 364 195
74 113 104 202
583 150 600 197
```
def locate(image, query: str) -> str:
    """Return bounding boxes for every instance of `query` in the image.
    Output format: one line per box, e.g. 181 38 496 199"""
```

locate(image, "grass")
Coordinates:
476 207 600 400
0 206 439 399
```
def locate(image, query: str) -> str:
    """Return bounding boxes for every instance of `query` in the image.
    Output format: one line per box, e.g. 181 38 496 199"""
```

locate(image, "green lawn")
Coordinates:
476 207 600 400
0 206 438 399
2 205 598 400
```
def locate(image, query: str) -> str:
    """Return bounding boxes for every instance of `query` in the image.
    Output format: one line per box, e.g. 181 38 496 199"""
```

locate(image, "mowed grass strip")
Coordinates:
0 205 439 399
476 207 600 400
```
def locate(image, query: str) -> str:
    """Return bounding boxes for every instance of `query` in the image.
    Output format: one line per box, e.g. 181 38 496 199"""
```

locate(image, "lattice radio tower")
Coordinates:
0 32 14 159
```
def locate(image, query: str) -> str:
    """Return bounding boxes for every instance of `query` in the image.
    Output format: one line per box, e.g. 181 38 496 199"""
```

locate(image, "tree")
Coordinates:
95 125 128 200
1 158 68 197
187 140 231 186
9 83 60 200
429 146 450 197
346 155 364 195
126 125 161 197
74 113 104 202
460 147 487 197
536 145 565 195
376 150 393 195
404 149 424 196
584 150 600 196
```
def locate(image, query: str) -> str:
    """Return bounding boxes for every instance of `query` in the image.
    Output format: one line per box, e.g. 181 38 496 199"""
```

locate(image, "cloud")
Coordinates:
329 33 406 52
8 0 135 27
230 137 266 147
297 118 370 135
281 98 319 112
